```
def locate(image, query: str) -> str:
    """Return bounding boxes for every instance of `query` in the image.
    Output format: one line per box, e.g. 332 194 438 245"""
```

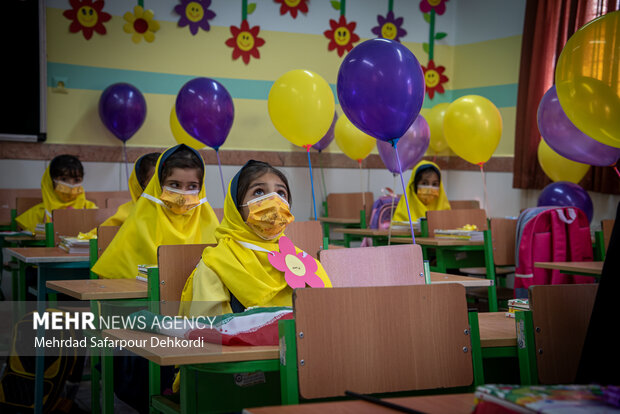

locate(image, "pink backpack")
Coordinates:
515 207 594 293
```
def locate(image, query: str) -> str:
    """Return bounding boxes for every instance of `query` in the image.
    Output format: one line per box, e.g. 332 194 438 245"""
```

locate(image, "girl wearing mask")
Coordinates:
16 154 97 234
92 144 218 279
392 160 451 223
179 160 332 317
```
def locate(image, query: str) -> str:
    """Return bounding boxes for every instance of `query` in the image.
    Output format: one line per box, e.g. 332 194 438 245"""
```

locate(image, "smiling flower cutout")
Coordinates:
123 5 160 43
371 11 407 42
324 15 360 57
420 0 449 15
63 0 111 40
174 0 216 35
225 20 265 65
422 60 449 99
268 236 324 289
274 0 309 18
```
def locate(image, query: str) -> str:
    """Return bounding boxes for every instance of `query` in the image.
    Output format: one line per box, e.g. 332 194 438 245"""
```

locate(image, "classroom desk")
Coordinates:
478 312 517 361
243 393 476 414
46 278 148 300
332 227 417 247
317 217 360 225
430 272 493 287
534 261 603 276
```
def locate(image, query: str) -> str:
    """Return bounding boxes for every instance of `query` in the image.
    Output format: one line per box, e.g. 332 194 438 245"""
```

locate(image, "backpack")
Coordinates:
514 206 594 295
368 188 401 230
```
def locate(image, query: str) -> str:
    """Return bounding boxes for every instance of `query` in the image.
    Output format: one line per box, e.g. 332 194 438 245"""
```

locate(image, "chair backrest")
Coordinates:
530 284 598 384
284 221 323 259
450 200 480 210
0 188 41 209
320 244 425 287
106 197 132 210
52 208 115 245
326 192 374 222
426 209 488 237
294 284 473 399
157 244 213 316
213 208 224 222
602 219 614 252
490 218 517 266
16 197 43 215
97 226 120 258
86 191 131 208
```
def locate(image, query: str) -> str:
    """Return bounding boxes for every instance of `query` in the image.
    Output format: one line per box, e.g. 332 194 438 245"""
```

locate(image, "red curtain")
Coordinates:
513 0 619 194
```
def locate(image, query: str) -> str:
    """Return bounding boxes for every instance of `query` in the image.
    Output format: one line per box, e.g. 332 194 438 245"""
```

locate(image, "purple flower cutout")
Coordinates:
371 11 407 42
174 0 216 35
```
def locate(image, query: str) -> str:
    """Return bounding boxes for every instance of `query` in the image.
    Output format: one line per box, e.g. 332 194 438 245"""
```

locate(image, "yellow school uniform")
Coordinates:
15 166 97 233
91 145 219 279
179 169 332 318
392 160 451 223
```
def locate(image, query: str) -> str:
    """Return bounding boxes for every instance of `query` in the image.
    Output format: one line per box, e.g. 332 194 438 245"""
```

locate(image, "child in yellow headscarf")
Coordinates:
16 154 97 233
84 152 159 237
392 160 451 223
91 144 218 279
179 160 332 317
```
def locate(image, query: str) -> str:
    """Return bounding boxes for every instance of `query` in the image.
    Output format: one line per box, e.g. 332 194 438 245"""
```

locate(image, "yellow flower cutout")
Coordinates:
123 5 160 43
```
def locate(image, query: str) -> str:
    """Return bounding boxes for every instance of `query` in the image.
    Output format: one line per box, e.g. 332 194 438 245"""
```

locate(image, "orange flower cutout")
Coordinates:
274 0 309 18
63 0 111 40
225 20 266 65
422 59 449 99
324 15 360 57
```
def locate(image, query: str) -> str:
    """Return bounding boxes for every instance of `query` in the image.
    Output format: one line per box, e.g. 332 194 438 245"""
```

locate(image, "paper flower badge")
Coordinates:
268 236 324 289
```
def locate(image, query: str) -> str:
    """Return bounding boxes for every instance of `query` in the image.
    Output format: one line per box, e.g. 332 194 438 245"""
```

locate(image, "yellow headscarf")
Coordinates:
92 145 219 279
15 165 97 233
179 163 332 317
392 160 451 223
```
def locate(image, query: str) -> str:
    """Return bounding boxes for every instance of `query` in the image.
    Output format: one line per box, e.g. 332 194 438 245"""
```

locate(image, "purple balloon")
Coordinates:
99 83 146 142
377 115 430 174
537 181 593 223
538 85 620 166
312 113 337 152
175 78 234 150
337 38 425 142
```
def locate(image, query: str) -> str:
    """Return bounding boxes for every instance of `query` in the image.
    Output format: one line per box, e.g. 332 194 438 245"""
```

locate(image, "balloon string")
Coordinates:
215 149 226 197
305 146 318 220
479 163 489 216
387 173 397 246
319 151 328 203
614 166 620 179
122 143 130 186
392 139 416 244
359 160 366 214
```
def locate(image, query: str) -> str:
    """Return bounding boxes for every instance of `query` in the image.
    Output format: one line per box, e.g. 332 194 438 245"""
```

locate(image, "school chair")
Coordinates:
284 220 324 259
593 219 614 261
105 196 132 210
0 188 41 230
449 200 480 209
48 208 115 247
278 284 484 405
319 192 373 245
516 284 598 385
86 191 131 209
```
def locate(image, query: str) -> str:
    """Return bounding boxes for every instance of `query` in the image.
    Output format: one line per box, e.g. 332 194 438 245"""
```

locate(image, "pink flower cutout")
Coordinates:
268 236 324 289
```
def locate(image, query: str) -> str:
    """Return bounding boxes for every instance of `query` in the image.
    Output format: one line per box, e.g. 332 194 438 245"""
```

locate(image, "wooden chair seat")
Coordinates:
460 266 514 276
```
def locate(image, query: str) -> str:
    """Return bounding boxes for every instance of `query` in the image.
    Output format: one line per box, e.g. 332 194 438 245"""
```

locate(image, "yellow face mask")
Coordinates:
53 180 84 202
243 192 295 240
160 186 201 215
417 185 440 205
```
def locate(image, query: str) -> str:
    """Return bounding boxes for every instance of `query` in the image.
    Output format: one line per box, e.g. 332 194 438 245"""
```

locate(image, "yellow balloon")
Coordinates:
335 114 376 162
538 139 590 183
170 107 205 150
443 95 502 165
424 103 450 153
555 11 620 148
268 70 335 148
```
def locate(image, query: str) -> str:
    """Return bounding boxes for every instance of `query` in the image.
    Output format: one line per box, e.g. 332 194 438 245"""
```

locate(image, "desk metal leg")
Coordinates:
483 233 499 312
34 267 46 414
148 361 161 414
18 261 27 301
515 311 538 385
101 346 114 414
90 347 101 414
180 365 196 414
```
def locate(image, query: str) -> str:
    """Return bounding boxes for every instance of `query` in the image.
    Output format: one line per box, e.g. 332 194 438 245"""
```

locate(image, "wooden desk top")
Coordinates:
3 247 89 263
46 279 147 300
244 393 476 414
430 272 492 287
317 217 360 224
102 329 279 366
478 312 516 348
390 237 484 247
4 234 45 242
534 261 603 275
332 227 416 237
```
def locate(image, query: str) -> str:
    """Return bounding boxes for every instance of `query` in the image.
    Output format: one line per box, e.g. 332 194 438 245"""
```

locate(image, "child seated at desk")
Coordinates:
179 160 332 317
92 144 218 279
392 160 451 223
15 154 97 233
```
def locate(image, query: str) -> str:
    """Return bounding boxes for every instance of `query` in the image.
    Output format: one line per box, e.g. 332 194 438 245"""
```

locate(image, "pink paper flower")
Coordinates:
268 236 324 289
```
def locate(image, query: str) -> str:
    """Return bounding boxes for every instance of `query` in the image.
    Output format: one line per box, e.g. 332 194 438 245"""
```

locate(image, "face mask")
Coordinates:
160 186 201 215
242 192 295 240
417 185 440 205
53 180 84 202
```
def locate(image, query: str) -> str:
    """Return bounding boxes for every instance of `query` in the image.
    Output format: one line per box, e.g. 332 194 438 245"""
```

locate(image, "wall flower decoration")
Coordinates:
174 0 216 35
63 0 111 40
123 5 160 43
324 15 359 57
419 0 449 15
225 19 265 64
422 60 449 99
371 11 407 42
274 0 309 18
267 236 324 289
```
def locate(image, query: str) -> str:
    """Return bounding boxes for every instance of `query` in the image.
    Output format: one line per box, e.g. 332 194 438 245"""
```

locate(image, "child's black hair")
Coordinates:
160 147 204 187
413 164 440 193
235 160 291 209
49 155 84 181
136 152 160 189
